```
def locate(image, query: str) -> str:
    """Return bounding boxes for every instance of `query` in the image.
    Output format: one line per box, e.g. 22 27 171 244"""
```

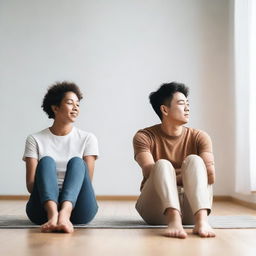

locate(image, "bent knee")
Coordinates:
153 159 175 174
39 156 55 163
184 154 203 164
67 157 87 170
68 156 83 163
155 159 172 167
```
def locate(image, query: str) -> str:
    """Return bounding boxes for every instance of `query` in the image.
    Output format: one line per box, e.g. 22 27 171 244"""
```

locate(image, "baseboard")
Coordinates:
230 197 256 210
213 196 233 202
0 195 138 201
1 195 256 209
0 195 29 200
96 195 138 201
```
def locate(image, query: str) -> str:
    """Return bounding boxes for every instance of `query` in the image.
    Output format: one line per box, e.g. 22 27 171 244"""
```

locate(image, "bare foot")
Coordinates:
41 215 58 233
56 210 74 233
193 209 216 238
164 222 187 239
164 208 187 239
193 220 216 238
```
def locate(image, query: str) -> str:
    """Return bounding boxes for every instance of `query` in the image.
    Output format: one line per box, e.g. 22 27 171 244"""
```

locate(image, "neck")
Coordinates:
160 121 183 137
50 121 73 136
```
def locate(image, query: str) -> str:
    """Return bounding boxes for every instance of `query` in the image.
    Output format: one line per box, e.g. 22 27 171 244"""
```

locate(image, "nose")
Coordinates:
72 103 79 111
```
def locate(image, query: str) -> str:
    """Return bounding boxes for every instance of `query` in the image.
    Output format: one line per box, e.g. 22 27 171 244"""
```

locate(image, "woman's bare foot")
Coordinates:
56 201 74 233
41 214 58 232
41 201 58 232
164 208 187 239
56 210 74 233
193 209 216 238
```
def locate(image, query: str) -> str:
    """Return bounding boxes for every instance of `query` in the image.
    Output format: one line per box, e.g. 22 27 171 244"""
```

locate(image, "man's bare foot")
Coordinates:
165 222 187 239
193 209 216 238
41 215 58 232
164 208 187 239
193 220 216 237
56 210 74 233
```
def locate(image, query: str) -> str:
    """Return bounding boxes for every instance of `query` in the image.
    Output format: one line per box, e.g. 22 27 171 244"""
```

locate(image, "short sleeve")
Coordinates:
22 135 39 161
83 133 99 158
133 131 152 159
196 131 213 154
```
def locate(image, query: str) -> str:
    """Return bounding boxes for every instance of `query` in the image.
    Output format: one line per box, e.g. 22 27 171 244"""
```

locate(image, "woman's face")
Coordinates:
52 91 80 123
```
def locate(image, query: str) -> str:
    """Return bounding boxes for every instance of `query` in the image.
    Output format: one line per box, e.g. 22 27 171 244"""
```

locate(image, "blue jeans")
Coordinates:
26 156 98 225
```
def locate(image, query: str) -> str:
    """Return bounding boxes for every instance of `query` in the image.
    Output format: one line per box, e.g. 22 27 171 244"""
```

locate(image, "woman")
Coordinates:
23 81 99 233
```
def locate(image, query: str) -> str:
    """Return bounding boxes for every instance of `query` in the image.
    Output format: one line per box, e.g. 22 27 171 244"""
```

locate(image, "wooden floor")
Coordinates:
0 200 256 256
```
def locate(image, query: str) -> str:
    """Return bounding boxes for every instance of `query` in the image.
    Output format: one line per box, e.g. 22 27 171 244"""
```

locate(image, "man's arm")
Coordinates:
25 157 38 193
199 152 215 184
135 152 155 179
83 155 97 181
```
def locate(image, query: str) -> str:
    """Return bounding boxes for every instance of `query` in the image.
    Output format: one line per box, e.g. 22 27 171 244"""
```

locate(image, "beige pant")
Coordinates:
135 155 213 225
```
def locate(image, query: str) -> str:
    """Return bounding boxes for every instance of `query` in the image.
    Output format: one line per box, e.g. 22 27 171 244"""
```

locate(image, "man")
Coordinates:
133 82 216 238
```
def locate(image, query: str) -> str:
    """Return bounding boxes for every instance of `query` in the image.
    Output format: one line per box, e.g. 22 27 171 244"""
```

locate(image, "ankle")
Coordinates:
194 209 208 223
165 208 182 223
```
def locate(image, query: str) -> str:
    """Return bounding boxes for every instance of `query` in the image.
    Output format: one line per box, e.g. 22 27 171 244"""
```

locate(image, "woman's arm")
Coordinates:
83 155 97 181
25 157 38 193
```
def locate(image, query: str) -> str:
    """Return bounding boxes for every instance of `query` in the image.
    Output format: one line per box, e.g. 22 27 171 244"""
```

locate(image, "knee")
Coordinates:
182 155 205 176
39 156 55 164
67 157 87 171
184 154 203 164
36 156 56 177
68 157 83 164
38 156 56 171
153 159 175 174
155 159 171 167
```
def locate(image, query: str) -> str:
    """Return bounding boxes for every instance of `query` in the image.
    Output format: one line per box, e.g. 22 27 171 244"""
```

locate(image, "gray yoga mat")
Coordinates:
0 215 256 229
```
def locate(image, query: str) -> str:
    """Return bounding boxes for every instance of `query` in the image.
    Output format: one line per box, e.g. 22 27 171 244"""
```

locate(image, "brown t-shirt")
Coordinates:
133 124 213 189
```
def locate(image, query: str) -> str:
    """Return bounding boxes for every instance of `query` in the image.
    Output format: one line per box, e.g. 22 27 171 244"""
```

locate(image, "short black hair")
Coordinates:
149 82 189 120
42 81 83 119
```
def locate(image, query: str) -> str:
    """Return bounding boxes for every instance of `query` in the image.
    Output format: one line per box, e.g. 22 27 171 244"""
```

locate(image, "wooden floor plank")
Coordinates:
0 200 255 256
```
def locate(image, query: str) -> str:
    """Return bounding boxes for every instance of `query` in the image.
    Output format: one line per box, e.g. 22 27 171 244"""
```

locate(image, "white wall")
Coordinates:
0 0 234 196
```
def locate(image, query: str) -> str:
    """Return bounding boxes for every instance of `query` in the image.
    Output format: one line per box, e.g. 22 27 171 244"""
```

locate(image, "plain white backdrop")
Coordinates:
0 0 237 197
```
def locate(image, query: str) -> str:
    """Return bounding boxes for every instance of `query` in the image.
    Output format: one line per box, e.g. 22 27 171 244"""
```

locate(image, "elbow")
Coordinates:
207 174 215 185
26 183 33 194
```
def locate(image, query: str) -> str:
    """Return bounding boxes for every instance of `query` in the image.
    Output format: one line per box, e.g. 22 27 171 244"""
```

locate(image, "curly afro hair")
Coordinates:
41 81 83 119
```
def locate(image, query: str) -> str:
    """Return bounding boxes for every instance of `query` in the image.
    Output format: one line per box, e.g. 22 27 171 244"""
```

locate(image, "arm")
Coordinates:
135 152 155 180
200 152 215 184
83 155 97 181
25 157 38 193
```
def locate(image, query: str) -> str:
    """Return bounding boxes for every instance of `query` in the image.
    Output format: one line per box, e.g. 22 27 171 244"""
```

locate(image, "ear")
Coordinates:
160 105 168 117
51 105 58 114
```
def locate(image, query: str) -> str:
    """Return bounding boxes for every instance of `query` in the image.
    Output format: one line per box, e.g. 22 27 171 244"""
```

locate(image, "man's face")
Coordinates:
162 92 190 125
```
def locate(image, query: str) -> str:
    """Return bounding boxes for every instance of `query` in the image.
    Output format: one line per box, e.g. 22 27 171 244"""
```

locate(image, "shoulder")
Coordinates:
134 124 160 139
25 134 37 146
185 128 212 151
30 128 50 138
185 127 211 140
74 127 98 142
26 128 49 142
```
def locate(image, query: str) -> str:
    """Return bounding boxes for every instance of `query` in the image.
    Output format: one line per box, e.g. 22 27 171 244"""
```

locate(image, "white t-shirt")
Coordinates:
23 127 99 187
